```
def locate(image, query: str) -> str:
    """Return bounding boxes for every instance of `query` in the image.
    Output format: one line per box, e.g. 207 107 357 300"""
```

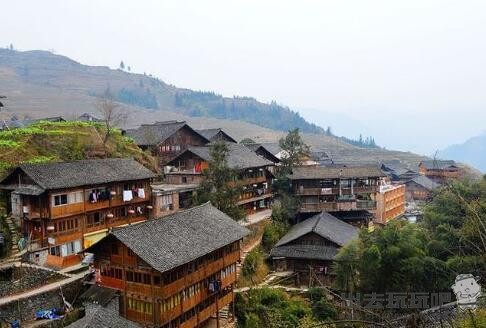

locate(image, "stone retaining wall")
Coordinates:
0 277 83 324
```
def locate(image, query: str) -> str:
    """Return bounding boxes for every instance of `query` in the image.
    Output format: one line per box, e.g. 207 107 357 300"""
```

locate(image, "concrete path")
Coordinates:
240 209 272 226
0 271 86 306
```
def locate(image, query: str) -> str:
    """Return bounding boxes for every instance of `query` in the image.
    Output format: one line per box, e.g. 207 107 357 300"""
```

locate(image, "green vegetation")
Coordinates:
238 247 269 287
0 121 157 178
261 217 288 252
334 177 486 294
235 287 338 328
194 141 245 220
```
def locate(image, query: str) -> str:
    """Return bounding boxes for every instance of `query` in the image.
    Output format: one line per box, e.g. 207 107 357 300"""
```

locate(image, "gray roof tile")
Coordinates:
125 121 209 146
275 212 358 247
15 158 156 190
107 203 249 273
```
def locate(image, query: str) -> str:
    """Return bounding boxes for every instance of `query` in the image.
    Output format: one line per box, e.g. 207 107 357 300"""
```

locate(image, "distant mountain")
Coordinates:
439 132 486 173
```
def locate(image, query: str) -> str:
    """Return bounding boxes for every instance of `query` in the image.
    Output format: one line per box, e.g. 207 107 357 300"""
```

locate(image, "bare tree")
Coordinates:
95 93 127 150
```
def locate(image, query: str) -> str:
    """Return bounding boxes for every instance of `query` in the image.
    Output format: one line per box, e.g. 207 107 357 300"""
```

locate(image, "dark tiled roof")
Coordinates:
196 128 237 143
105 203 249 273
407 175 440 190
66 304 141 328
420 160 457 170
79 285 118 306
243 143 281 164
332 210 373 221
171 143 274 170
14 158 156 190
275 212 358 248
258 143 282 156
125 121 209 146
270 244 338 261
289 165 385 180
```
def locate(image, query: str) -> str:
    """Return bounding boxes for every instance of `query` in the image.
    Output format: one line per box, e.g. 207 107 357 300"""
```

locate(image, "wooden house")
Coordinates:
418 160 461 184
195 128 237 143
289 166 385 215
0 158 156 269
151 183 200 218
372 183 406 224
125 121 210 166
84 203 249 328
380 162 419 182
404 175 440 202
270 212 357 285
165 143 275 215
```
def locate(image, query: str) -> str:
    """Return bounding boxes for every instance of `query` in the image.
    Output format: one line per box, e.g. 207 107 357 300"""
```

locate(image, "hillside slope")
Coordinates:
0 121 157 178
439 132 486 173
0 49 323 134
0 48 431 167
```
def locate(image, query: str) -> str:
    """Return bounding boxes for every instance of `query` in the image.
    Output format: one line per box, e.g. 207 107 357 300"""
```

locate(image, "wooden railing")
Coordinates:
50 203 84 218
155 250 240 298
45 254 82 269
356 200 377 210
239 175 267 186
295 186 377 196
300 202 338 212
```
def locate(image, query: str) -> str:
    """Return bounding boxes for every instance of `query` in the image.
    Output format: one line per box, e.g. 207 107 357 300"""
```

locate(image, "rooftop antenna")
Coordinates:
0 95 10 131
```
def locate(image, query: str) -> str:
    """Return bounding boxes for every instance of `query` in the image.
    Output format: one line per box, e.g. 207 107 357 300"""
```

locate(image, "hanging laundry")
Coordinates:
123 190 133 202
138 188 145 199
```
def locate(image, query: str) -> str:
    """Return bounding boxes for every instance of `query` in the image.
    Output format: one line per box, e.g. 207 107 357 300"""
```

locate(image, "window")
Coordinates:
127 297 153 314
182 177 187 183
53 194 68 206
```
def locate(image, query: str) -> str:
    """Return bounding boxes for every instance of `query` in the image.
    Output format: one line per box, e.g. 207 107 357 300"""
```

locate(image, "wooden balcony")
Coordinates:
155 250 240 298
99 275 125 290
126 281 153 295
295 186 377 196
126 308 153 326
239 175 267 186
50 203 84 218
237 192 273 206
300 202 338 213
45 254 82 269
356 200 377 210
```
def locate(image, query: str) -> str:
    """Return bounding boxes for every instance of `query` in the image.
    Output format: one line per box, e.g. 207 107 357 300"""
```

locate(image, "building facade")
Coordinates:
372 183 406 224
0 158 155 269
289 166 386 214
125 121 210 166
165 143 275 215
85 203 249 328
418 160 461 184
270 212 357 285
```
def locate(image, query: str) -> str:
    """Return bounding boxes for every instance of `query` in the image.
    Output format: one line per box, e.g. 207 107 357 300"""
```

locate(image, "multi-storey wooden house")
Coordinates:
372 183 406 224
165 143 275 215
195 128 237 143
404 175 440 202
270 211 357 285
84 203 249 328
418 160 461 184
289 166 386 216
125 121 210 166
0 158 156 269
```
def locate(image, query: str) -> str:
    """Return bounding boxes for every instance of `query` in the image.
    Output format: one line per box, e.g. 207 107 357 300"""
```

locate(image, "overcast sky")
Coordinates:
3 0 486 154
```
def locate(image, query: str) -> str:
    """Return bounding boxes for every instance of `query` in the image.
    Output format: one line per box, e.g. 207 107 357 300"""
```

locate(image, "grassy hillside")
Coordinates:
0 121 157 178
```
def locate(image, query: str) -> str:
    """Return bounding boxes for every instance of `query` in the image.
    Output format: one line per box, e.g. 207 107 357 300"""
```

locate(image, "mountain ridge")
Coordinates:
439 132 486 173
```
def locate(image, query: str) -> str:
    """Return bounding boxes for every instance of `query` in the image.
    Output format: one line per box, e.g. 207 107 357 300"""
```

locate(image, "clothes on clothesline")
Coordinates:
138 188 145 199
123 190 133 202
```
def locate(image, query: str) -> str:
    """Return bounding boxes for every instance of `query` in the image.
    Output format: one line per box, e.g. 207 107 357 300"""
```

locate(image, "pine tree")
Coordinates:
119 61 125 70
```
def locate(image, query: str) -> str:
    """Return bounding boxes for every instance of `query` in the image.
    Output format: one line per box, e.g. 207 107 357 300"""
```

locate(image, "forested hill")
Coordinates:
0 48 323 134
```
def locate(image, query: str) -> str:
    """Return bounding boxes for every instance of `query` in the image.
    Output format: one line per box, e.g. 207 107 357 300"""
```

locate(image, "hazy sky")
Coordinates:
3 0 486 154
